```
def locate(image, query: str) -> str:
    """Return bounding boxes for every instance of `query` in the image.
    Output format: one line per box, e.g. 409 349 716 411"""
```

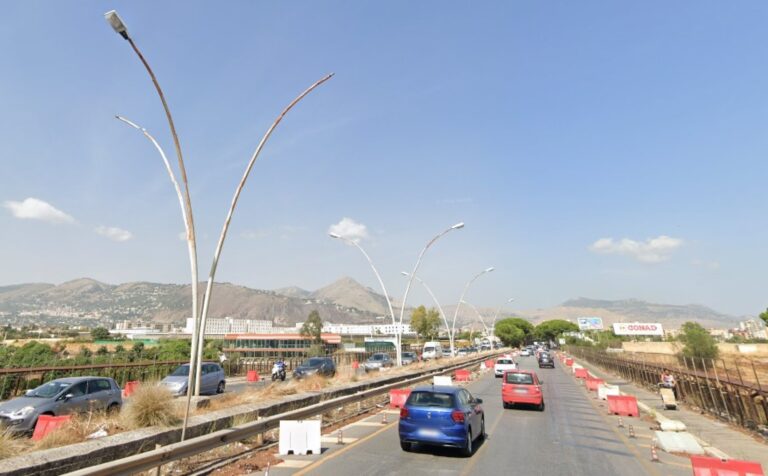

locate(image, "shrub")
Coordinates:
119 383 181 429
0 429 28 459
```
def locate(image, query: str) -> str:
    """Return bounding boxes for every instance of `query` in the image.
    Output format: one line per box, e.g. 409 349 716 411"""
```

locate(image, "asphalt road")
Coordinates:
293 357 680 476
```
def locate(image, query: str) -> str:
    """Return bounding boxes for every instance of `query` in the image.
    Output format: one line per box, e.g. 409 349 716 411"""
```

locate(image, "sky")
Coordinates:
1 1 767 317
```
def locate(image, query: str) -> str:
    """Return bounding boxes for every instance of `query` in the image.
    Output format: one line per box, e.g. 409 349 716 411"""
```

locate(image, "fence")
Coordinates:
568 347 768 432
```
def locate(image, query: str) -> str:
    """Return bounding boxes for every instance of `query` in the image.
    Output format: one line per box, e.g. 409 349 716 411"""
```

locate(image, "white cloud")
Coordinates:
589 235 683 263
241 230 269 240
3 197 75 224
95 226 133 242
328 217 369 243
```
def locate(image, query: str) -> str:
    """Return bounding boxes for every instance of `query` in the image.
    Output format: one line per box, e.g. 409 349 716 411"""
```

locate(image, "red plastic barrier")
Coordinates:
122 380 140 398
352 361 359 369
454 369 471 382
389 388 412 409
565 358 574 367
607 395 639 417
246 370 260 382
485 360 495 369
690 455 765 476
32 414 71 441
585 378 604 391
574 368 589 379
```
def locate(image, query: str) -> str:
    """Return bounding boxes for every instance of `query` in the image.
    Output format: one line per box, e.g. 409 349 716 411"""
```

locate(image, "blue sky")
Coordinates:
1 1 767 316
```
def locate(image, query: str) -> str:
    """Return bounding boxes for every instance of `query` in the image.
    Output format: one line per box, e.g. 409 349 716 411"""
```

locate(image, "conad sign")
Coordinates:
612 323 664 336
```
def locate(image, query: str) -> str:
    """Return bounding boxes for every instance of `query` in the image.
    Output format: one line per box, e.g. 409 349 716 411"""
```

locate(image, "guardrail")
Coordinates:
568 347 768 432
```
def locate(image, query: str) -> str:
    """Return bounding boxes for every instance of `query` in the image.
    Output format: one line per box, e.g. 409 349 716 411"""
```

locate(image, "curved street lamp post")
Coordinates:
449 267 494 357
400 272 451 346
490 297 515 338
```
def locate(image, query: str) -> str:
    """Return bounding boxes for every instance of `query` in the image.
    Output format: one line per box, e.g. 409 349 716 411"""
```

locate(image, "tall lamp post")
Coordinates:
449 267 494 356
396 223 464 366
460 299 490 336
490 297 515 339
105 11 201 441
329 233 397 333
400 272 450 349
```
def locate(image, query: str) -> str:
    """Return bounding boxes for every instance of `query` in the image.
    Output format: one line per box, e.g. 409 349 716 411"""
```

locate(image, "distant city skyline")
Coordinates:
2 2 768 316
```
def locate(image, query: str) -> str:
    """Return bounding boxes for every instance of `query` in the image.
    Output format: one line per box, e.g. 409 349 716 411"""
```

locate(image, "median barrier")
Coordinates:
454 369 471 382
32 415 72 441
574 368 589 379
565 358 573 367
389 389 411 409
585 378 604 391
246 370 260 382
607 395 639 417
122 380 140 398
597 383 620 400
690 455 764 476
278 420 321 456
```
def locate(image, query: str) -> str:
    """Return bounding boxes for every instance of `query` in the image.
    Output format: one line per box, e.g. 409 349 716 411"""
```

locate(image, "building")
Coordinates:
185 317 274 336
223 333 342 357
738 319 768 340
293 322 415 337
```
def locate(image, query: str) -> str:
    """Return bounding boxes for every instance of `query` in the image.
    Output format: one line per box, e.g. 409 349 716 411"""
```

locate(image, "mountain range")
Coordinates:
0 277 742 330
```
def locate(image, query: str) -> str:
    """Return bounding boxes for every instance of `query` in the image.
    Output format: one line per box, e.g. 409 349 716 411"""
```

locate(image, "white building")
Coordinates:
305 322 415 336
185 317 274 335
739 319 768 340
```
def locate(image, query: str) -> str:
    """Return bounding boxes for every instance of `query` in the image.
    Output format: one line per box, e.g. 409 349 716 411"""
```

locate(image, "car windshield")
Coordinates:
497 359 513 364
423 347 434 352
28 380 72 398
371 354 385 361
403 353 415 358
170 365 190 377
407 391 455 408
306 358 326 367
506 373 534 385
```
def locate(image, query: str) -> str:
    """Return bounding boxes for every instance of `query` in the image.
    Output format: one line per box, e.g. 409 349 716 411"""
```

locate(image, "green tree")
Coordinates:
410 306 441 341
495 319 525 347
679 321 719 359
301 310 324 344
534 320 579 342
96 345 109 356
499 317 534 340
759 308 768 326
91 327 111 341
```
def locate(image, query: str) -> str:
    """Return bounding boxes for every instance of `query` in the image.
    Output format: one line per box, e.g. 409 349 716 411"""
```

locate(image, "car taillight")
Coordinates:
451 410 465 423
533 386 541 393
400 407 408 418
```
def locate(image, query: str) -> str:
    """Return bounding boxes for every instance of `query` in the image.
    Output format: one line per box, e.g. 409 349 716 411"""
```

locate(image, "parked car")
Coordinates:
456 348 470 357
398 385 485 456
363 353 394 371
538 353 555 368
401 352 418 365
0 376 122 434
293 357 336 379
161 362 226 396
422 341 443 360
493 357 518 377
501 370 544 411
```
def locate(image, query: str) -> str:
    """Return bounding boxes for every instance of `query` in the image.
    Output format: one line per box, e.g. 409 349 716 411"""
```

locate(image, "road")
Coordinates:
273 356 692 476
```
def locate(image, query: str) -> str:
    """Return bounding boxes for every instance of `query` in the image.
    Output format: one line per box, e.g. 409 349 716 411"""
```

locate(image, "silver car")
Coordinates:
161 362 226 396
363 353 394 371
0 376 122 434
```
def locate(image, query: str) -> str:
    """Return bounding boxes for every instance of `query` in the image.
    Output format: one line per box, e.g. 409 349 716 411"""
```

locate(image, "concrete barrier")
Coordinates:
278 420 321 455
597 384 620 400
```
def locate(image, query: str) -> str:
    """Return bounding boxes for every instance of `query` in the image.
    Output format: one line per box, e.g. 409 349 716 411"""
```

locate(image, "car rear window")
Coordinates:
497 359 513 364
505 373 534 385
407 391 455 408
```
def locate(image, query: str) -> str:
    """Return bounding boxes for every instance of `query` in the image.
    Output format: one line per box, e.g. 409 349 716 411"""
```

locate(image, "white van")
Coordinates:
422 341 443 360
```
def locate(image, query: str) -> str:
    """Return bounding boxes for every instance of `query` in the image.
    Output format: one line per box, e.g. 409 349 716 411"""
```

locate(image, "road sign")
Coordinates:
612 322 664 336
577 317 604 331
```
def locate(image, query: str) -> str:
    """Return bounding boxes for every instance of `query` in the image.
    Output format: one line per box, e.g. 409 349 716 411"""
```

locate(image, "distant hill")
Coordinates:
310 277 392 316
273 286 311 299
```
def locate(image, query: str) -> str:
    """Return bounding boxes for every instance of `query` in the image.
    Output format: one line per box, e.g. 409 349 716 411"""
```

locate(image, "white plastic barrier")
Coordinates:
597 384 621 400
278 419 321 455
433 375 453 386
571 363 583 374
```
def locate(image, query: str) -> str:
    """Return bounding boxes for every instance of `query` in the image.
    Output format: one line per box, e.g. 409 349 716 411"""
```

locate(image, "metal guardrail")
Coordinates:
63 352 499 476
568 347 768 432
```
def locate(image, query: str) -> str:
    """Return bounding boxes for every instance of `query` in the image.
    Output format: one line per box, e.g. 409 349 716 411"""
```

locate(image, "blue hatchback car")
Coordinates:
398 385 485 456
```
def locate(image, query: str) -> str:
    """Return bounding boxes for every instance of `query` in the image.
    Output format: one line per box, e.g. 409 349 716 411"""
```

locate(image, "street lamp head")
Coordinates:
104 10 129 39
328 232 342 239
451 222 465 230
400 271 410 277
485 267 495 273
508 297 516 302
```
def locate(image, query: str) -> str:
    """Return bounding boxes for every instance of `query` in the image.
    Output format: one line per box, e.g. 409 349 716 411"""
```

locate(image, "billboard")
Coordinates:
612 322 664 336
577 317 604 331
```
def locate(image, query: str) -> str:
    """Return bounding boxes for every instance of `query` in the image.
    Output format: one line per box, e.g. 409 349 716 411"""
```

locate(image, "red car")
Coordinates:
501 370 544 411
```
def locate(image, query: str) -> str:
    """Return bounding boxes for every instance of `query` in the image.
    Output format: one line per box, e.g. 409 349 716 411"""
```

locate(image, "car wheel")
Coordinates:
461 430 473 457
217 381 225 394
480 417 486 440
537 401 545 412
107 402 120 414
502 402 509 409
400 440 412 452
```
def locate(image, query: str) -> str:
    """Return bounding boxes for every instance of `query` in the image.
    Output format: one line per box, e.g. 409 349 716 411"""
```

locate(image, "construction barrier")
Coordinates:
690 455 765 476
278 420 321 456
352 361 359 369
574 368 589 379
122 380 140 398
585 378 605 391
597 383 621 400
454 369 471 382
32 414 72 441
565 358 574 367
485 359 495 369
389 389 412 409
607 395 639 417
246 370 260 382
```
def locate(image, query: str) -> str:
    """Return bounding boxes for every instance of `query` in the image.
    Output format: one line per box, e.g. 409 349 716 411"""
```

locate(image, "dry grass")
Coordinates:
0 429 29 459
120 383 182 429
33 411 125 450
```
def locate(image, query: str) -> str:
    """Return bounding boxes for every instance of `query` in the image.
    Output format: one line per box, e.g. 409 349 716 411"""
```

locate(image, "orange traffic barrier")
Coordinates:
690 456 764 475
607 395 639 417
32 414 72 441
485 359 495 369
122 380 140 398
352 360 359 369
574 368 589 379
389 388 412 409
565 358 574 367
246 370 260 382
585 378 605 391
454 369 471 382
